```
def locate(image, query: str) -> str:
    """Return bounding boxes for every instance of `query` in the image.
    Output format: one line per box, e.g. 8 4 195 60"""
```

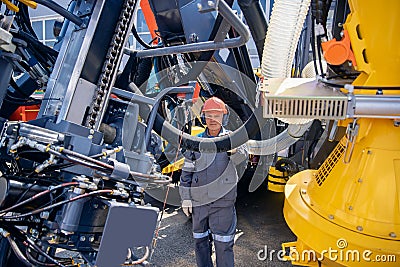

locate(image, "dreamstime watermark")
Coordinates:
257 238 397 263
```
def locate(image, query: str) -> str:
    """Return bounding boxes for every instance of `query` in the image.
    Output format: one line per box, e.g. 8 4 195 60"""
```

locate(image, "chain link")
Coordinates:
86 0 136 129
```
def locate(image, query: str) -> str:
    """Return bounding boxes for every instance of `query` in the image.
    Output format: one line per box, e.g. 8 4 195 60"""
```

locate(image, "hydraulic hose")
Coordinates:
35 0 83 27
238 0 268 61
6 236 32 267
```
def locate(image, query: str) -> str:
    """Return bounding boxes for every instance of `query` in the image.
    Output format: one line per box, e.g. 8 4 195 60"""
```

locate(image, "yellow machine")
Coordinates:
261 0 400 266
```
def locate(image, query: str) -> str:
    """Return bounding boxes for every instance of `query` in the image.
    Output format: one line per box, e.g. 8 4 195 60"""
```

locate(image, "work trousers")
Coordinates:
192 204 237 267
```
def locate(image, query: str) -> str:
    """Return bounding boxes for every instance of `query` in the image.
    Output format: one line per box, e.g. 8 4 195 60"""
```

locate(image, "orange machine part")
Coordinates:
321 30 357 66
9 105 40 121
140 0 158 43
192 82 201 103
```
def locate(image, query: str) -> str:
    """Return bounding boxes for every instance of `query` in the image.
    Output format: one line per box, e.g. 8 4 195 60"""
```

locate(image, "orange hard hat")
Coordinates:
202 97 228 114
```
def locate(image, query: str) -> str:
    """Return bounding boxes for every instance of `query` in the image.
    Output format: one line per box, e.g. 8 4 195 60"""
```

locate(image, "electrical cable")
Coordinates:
319 79 400 90
52 146 169 183
316 35 325 78
14 180 38 205
1 190 112 220
0 182 78 214
45 149 111 173
26 249 57 267
43 149 112 172
130 0 155 50
311 19 320 76
58 148 114 170
132 22 155 50
326 72 359 80
35 190 67 211
25 237 66 267
6 236 32 267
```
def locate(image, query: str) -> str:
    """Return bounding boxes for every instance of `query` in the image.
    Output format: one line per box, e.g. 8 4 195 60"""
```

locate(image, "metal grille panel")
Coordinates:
260 78 348 121
315 138 346 186
264 97 347 120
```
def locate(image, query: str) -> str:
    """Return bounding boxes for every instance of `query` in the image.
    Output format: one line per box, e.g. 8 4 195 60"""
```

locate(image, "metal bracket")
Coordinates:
328 120 338 141
0 28 16 53
110 159 130 180
343 119 359 164
197 0 219 13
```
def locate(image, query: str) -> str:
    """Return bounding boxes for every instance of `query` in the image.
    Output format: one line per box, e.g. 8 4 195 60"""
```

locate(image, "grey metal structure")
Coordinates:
39 0 137 130
124 0 250 58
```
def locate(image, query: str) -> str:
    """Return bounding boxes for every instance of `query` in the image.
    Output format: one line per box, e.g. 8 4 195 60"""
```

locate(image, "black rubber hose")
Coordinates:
238 0 268 61
16 31 59 57
35 0 83 27
26 250 56 267
24 238 66 267
19 4 38 40
153 106 265 152
311 19 319 76
134 57 153 88
132 24 155 50
6 236 32 267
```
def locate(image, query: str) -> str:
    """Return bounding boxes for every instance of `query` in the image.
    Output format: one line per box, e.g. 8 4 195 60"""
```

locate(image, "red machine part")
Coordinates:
9 105 40 121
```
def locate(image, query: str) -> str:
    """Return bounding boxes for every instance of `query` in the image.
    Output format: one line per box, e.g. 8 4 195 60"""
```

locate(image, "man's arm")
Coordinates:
179 158 195 200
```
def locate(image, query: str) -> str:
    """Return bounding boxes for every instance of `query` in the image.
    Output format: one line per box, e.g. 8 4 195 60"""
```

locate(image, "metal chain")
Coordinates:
86 0 136 129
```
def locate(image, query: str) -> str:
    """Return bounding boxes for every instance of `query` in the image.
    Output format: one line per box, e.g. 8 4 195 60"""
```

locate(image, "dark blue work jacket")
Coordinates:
179 128 248 207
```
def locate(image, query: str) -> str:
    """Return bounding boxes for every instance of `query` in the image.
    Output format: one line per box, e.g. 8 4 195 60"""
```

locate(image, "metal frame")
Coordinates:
123 0 250 58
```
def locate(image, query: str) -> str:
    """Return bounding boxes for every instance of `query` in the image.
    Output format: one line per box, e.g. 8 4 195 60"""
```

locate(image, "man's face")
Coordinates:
204 111 224 133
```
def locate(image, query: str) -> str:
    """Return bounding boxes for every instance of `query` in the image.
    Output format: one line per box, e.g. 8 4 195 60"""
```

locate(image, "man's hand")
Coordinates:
181 199 192 217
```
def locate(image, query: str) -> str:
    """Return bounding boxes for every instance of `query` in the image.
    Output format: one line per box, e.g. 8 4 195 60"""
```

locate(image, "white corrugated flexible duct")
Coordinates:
247 0 313 155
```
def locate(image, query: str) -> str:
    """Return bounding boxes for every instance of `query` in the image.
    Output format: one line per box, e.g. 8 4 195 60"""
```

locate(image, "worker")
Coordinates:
179 97 248 267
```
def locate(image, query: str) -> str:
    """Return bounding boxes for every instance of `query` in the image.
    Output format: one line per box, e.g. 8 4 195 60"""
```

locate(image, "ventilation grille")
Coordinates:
260 78 348 121
264 97 348 120
315 138 346 186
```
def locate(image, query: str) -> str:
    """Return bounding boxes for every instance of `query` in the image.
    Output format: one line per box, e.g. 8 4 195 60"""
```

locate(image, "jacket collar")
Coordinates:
201 127 229 138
